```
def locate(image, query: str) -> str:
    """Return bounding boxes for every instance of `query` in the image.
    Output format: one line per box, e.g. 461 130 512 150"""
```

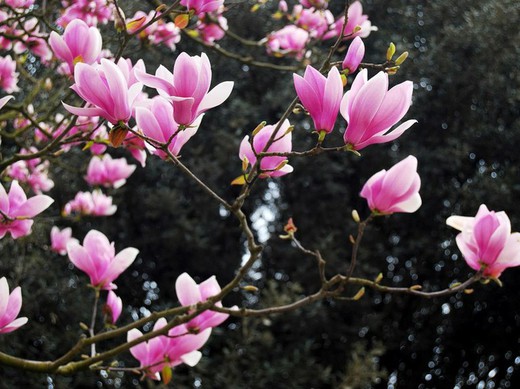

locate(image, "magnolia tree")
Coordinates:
0 0 518 385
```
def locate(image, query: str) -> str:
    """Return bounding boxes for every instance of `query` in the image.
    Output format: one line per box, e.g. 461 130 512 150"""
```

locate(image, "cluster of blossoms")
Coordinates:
267 1 374 59
128 273 233 380
6 150 54 194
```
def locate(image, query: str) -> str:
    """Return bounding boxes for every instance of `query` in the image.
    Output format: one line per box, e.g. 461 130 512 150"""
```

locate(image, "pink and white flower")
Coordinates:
447 205 520 279
66 229 138 290
360 156 421 214
0 277 28 334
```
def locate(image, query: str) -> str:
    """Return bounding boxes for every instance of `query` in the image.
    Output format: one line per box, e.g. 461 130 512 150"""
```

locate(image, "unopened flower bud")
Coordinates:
394 51 409 65
386 42 396 61
351 209 360 223
352 287 365 300
242 285 259 292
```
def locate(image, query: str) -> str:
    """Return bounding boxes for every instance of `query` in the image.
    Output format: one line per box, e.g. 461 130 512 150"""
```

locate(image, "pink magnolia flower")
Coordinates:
0 55 19 93
0 95 13 110
180 0 224 16
67 229 138 290
342 36 365 74
324 1 375 40
6 150 54 194
5 0 34 8
447 205 520 279
175 272 232 332
50 226 78 256
105 290 122 324
128 318 211 380
196 15 227 44
135 97 202 159
63 190 117 217
293 6 334 39
12 19 52 63
340 69 416 150
360 155 421 215
0 180 54 239
299 0 328 9
293 65 343 135
63 59 143 125
239 120 293 178
0 277 28 334
57 0 114 27
266 25 310 59
49 19 102 75
135 52 233 126
85 154 136 189
149 19 181 51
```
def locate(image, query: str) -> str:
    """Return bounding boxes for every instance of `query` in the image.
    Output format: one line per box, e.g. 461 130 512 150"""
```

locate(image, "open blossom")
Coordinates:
180 0 224 16
49 19 102 75
340 69 416 150
292 6 334 39
136 52 233 127
196 15 227 44
63 59 143 125
135 97 201 159
324 1 375 40
266 25 309 59
0 55 19 93
67 229 138 290
85 154 136 189
293 65 343 135
105 290 122 324
0 277 28 334
447 205 520 279
5 0 34 8
0 180 54 239
175 273 231 332
239 120 293 178
342 36 365 74
128 318 211 380
360 156 421 214
6 150 54 194
63 190 117 217
50 226 78 256
57 0 114 27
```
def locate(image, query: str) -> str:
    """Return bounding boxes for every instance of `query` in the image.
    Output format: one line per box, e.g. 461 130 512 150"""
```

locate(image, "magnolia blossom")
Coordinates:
128 318 212 380
0 277 28 334
6 150 54 194
293 6 334 39
12 19 52 63
299 0 328 9
360 156 421 214
63 59 143 125
175 272 231 332
5 0 34 8
180 0 224 16
196 15 227 44
0 55 19 93
324 1 375 40
49 19 102 75
50 226 78 256
57 0 114 27
239 120 293 178
293 65 343 134
105 290 122 324
63 190 117 217
136 52 233 126
85 154 136 189
266 25 309 59
342 36 365 74
135 97 202 159
341 69 416 150
446 205 520 278
0 180 54 239
67 229 138 290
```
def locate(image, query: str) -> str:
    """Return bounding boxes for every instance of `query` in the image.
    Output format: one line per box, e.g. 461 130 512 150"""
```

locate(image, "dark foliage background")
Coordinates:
1 0 519 388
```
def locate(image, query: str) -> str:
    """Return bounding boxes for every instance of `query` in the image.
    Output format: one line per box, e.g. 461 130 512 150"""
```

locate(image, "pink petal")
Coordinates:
175 272 202 306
